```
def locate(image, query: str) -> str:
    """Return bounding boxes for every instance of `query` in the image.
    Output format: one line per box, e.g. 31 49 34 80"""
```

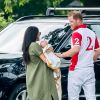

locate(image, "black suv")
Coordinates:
0 16 100 100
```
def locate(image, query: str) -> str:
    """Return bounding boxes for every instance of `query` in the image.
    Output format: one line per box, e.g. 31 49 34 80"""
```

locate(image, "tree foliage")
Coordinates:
3 0 64 15
4 0 30 13
0 0 65 30
0 12 14 31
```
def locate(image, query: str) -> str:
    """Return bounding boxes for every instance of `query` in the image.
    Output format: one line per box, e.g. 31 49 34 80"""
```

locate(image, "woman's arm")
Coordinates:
40 53 52 67
94 49 100 61
40 53 47 63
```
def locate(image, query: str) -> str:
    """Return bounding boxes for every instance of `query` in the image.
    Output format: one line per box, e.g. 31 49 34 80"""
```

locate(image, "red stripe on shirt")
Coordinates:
95 36 100 49
69 52 79 71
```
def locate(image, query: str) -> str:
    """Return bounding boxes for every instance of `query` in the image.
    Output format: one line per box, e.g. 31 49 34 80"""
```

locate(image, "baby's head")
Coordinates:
40 40 48 48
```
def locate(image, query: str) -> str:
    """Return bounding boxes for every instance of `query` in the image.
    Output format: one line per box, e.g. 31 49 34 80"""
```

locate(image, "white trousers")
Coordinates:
68 67 96 100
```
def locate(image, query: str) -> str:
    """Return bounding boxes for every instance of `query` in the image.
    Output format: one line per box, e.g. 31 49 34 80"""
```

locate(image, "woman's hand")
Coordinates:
46 59 52 67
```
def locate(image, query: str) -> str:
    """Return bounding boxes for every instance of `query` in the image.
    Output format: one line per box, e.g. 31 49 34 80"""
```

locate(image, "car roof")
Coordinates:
15 16 100 24
84 19 100 23
15 17 68 24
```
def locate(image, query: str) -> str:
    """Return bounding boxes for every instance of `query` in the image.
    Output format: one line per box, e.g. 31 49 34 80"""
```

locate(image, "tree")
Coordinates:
0 0 65 30
4 0 30 13
81 0 100 7
3 0 64 18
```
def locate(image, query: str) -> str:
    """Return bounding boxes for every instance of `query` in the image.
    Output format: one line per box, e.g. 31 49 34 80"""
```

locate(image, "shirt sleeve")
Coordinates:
30 43 43 56
94 36 100 50
72 32 82 46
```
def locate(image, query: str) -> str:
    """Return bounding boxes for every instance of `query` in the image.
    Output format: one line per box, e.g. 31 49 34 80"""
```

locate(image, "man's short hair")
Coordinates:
68 11 83 20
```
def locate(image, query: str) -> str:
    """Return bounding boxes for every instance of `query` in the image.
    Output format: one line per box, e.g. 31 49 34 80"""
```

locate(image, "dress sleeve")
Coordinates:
30 43 43 56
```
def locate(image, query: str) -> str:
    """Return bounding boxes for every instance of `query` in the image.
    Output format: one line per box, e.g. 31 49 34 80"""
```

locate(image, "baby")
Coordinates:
37 40 62 100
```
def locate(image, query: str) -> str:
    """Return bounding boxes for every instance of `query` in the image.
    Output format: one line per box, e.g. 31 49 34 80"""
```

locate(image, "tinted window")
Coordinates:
42 26 70 49
89 24 100 42
0 21 66 53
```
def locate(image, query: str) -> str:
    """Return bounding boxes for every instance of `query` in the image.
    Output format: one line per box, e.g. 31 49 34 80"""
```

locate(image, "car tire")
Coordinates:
8 83 28 100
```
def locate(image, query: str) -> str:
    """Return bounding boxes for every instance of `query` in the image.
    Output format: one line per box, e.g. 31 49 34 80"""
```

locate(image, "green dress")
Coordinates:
26 42 58 100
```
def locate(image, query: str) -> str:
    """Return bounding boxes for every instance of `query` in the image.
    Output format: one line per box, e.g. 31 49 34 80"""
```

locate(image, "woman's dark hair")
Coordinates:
22 26 39 64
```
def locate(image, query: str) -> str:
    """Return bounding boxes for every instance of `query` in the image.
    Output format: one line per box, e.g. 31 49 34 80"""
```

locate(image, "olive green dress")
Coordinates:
26 42 58 100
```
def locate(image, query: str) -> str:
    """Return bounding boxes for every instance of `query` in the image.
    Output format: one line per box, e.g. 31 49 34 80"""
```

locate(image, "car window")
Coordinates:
0 21 66 54
58 33 71 53
0 20 100 54
42 25 70 49
89 24 100 42
54 26 72 52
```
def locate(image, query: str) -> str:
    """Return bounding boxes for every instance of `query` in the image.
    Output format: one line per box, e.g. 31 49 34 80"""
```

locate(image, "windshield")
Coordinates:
0 21 66 54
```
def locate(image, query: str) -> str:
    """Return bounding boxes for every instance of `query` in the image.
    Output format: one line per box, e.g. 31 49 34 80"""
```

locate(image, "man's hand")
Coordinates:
47 47 54 52
55 53 62 58
93 54 97 62
93 49 100 62
55 45 80 58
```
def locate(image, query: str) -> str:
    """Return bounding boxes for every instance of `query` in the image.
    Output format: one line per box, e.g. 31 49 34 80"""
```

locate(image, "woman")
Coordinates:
22 26 58 100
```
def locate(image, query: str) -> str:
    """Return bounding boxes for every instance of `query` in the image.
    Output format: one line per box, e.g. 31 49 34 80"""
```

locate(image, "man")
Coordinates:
56 11 100 100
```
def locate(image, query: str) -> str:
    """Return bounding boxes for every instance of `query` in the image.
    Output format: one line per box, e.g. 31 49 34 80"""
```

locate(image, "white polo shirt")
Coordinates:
69 24 100 71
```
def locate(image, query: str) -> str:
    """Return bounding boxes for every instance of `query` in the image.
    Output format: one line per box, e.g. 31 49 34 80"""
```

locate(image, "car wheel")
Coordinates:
8 83 28 100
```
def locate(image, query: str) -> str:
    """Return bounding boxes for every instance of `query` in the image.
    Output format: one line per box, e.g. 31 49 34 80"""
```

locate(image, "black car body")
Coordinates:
0 16 100 100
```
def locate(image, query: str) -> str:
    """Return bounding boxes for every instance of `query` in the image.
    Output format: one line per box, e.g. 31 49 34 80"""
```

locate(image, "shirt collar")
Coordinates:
74 24 87 30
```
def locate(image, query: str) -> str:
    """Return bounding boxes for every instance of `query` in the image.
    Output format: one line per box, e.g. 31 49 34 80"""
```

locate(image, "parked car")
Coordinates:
0 16 100 100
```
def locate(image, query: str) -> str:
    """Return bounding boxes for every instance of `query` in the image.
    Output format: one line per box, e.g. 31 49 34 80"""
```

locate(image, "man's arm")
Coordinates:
56 32 82 58
94 49 100 61
93 36 100 61
56 45 80 58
